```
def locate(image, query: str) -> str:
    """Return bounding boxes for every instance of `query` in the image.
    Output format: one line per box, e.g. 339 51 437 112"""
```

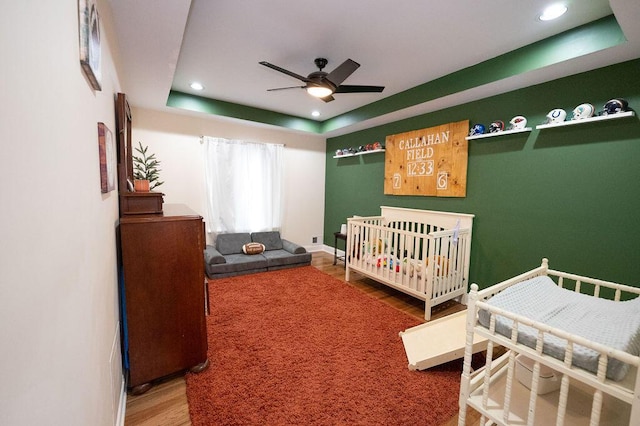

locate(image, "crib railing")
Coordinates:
345 214 472 320
428 228 472 307
458 259 640 426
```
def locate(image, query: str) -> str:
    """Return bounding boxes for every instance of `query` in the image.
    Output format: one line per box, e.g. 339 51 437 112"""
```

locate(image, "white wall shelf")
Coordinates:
333 149 385 159
536 111 635 130
465 127 532 141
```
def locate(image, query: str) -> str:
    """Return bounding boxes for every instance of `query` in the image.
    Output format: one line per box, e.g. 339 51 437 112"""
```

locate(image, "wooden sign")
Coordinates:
384 120 469 197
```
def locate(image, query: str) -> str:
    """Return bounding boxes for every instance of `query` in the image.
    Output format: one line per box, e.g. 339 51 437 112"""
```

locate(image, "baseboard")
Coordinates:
306 244 344 256
110 321 127 426
305 244 338 254
115 378 127 426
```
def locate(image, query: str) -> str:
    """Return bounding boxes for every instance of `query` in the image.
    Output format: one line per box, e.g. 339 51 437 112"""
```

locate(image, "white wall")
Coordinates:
131 108 327 248
0 1 124 425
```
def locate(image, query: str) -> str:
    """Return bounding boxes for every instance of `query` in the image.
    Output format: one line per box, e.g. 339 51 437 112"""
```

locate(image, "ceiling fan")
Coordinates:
259 58 384 102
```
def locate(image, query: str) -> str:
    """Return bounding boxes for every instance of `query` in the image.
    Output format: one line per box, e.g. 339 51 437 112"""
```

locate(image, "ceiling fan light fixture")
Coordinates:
307 85 333 98
260 58 384 102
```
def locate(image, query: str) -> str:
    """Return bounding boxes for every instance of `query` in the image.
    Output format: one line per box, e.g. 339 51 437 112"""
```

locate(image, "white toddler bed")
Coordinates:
345 206 474 320
458 258 640 426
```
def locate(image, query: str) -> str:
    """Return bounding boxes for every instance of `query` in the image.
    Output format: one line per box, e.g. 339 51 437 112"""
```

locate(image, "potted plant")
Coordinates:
133 141 164 191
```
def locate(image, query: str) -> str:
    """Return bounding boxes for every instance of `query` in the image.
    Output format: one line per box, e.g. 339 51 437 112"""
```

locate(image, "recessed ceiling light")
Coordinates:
539 4 567 21
311 111 320 117
190 82 204 90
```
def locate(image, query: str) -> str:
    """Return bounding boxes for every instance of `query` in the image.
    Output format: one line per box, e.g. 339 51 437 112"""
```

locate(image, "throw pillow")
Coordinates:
242 242 265 255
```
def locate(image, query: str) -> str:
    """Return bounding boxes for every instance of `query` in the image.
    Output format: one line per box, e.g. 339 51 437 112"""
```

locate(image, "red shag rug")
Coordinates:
186 266 461 425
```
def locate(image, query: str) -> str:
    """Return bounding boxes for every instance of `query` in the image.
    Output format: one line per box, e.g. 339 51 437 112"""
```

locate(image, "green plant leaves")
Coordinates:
133 141 164 190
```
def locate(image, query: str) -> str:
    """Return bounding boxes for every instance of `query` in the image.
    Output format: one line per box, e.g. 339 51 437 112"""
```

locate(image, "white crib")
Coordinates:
458 258 640 426
345 206 474 320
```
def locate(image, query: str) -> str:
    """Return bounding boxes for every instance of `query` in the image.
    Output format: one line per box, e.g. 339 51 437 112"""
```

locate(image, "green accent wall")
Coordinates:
325 58 640 290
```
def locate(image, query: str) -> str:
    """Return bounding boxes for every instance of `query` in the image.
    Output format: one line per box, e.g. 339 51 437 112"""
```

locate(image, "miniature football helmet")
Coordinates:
489 120 504 133
544 108 566 124
571 103 595 120
508 116 527 130
469 124 485 136
600 98 628 116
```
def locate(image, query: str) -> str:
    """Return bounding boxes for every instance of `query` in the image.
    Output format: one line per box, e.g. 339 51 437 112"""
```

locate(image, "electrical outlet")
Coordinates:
312 236 318 243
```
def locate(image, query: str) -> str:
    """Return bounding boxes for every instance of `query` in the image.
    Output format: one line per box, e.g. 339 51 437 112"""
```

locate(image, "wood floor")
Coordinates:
124 251 479 426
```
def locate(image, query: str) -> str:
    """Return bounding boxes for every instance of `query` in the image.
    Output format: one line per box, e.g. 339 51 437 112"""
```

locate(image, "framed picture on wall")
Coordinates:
98 122 116 193
78 0 102 91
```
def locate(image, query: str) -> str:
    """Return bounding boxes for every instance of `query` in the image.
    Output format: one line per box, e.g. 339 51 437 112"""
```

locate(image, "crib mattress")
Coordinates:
478 275 640 381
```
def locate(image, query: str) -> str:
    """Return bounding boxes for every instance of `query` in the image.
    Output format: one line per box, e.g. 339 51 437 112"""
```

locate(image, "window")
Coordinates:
202 137 283 236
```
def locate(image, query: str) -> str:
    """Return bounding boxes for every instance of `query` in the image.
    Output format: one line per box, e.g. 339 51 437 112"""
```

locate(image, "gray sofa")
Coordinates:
204 231 312 279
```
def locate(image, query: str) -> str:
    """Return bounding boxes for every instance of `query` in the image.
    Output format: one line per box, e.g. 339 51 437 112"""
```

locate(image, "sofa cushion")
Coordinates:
211 253 268 274
282 239 307 254
261 249 312 268
216 233 251 255
204 245 226 265
251 231 283 250
242 242 265 255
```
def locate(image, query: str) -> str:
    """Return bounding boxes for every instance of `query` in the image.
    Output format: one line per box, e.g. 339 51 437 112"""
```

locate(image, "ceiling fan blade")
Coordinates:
320 94 335 103
259 61 311 83
325 59 360 86
267 85 305 92
334 85 385 93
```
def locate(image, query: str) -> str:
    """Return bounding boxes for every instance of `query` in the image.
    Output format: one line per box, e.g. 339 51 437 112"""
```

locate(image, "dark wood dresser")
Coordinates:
119 204 208 393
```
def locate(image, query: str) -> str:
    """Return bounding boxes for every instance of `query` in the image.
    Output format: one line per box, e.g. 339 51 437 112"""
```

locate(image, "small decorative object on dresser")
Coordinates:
133 179 149 192
132 141 164 192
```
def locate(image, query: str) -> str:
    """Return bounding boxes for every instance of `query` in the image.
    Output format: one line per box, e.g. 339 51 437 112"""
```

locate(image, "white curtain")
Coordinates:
202 136 284 236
